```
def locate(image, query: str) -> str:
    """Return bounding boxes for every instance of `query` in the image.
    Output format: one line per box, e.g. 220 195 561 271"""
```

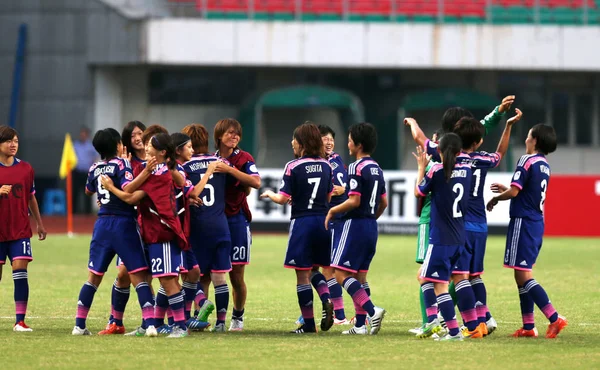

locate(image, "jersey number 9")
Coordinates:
97 178 111 205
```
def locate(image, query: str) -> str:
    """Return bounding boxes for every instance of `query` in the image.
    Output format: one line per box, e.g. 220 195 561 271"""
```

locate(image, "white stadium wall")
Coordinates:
144 20 600 70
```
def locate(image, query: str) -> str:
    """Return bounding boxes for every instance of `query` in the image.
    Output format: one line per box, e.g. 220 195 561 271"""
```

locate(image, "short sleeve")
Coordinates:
279 162 293 198
472 151 501 169
511 158 529 190
86 166 97 193
119 162 135 189
347 164 363 197
380 173 387 198
417 165 438 196
424 139 442 163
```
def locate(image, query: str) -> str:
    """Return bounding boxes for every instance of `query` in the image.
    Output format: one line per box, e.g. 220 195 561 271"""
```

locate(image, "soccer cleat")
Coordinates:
229 317 244 332
295 315 305 327
321 301 334 332
334 317 350 325
98 322 125 335
342 325 368 335
156 324 173 334
210 323 226 332
71 326 92 335
546 316 568 339
289 324 317 334
486 317 498 336
124 326 146 337
167 326 189 338
512 327 539 338
187 318 210 331
479 322 489 336
461 325 484 339
408 324 425 335
145 325 158 337
13 321 33 332
417 319 442 338
434 332 464 341
369 306 386 335
196 300 215 323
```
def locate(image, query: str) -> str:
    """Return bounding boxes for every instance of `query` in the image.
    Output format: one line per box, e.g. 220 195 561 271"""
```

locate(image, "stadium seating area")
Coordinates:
168 0 600 24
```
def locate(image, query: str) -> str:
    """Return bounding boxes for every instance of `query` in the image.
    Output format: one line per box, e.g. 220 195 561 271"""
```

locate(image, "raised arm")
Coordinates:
404 118 428 148
496 108 522 159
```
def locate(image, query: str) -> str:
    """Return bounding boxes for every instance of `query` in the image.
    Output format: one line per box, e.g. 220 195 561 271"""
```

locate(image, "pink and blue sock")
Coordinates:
111 280 130 326
421 282 438 323
327 278 345 320
214 284 230 325
518 285 535 330
297 284 316 329
470 277 490 324
193 285 207 317
13 269 29 324
311 272 331 304
182 281 197 320
455 279 478 331
168 292 187 330
75 281 98 329
524 279 559 324
343 277 375 317
437 293 459 336
362 282 371 297
135 282 155 328
154 287 169 327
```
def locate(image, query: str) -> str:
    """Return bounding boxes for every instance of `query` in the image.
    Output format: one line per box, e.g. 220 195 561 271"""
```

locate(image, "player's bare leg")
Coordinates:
229 265 247 330
12 259 32 332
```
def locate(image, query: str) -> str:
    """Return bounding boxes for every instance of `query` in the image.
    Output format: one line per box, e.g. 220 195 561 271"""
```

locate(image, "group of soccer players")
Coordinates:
0 100 566 338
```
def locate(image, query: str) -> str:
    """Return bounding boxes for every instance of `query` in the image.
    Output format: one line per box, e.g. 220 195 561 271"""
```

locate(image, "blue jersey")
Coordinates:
345 157 386 219
175 163 194 225
329 152 348 208
418 162 472 246
182 154 230 237
279 156 333 219
509 154 550 221
426 140 502 229
86 158 136 217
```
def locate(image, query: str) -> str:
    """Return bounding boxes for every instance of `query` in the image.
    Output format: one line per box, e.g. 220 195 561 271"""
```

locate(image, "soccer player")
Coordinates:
72 128 155 336
100 120 147 335
487 124 567 339
407 108 522 337
325 122 387 335
0 125 46 332
171 132 206 330
182 123 233 332
101 133 190 338
260 122 334 334
413 133 472 341
319 124 349 325
406 95 515 335
213 118 261 331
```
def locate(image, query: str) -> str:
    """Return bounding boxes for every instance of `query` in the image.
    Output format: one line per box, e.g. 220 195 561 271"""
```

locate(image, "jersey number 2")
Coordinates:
453 183 464 218
540 179 548 212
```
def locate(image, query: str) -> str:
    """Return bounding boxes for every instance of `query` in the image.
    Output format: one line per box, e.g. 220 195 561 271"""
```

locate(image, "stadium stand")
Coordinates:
168 0 600 24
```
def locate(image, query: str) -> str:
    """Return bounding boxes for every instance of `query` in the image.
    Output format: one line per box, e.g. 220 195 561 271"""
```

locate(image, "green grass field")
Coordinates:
0 234 599 369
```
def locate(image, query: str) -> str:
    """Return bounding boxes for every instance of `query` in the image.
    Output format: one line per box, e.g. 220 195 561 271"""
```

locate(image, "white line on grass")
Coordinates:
1 316 598 326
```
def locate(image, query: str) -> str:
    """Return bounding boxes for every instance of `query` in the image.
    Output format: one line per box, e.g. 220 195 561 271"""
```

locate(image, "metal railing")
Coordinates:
161 0 599 25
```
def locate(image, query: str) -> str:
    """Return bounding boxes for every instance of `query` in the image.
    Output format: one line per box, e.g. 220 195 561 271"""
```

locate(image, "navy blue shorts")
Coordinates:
331 218 378 273
464 230 487 275
284 215 330 270
0 238 32 265
421 244 463 283
89 217 148 275
180 250 199 273
189 231 232 275
228 213 251 265
147 241 182 277
504 217 544 271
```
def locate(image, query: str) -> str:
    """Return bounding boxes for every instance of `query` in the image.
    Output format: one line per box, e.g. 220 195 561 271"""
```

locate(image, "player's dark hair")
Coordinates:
349 122 377 155
214 118 242 150
439 133 463 182
0 125 18 143
452 117 484 150
293 122 325 158
142 124 168 146
531 124 557 155
92 129 120 160
150 133 177 169
182 124 209 154
121 120 146 153
318 124 336 139
441 107 474 134
171 132 191 158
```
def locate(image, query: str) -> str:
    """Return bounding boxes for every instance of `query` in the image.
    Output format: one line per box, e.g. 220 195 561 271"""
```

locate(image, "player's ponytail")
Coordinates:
438 133 462 182
150 133 177 170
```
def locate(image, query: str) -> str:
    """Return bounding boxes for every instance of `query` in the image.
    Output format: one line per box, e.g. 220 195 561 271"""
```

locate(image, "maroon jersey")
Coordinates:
131 154 145 175
217 149 260 222
0 158 35 241
134 163 189 251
